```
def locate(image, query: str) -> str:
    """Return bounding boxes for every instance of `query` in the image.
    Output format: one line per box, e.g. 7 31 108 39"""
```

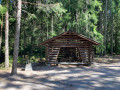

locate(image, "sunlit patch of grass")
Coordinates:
0 60 12 70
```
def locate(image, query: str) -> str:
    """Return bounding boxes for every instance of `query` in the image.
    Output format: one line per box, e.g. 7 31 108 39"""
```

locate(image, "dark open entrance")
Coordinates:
57 47 88 64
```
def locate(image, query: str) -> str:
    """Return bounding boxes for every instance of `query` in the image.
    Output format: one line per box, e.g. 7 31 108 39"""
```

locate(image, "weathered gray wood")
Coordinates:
50 62 88 64
41 31 98 66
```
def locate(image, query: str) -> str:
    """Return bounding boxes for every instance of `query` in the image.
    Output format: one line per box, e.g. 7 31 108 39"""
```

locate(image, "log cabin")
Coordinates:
41 30 99 65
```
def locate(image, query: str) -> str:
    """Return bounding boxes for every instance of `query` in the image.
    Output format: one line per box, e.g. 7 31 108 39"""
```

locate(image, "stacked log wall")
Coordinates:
45 32 94 65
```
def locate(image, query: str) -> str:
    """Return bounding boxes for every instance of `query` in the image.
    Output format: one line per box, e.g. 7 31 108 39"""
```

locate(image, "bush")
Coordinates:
0 62 5 69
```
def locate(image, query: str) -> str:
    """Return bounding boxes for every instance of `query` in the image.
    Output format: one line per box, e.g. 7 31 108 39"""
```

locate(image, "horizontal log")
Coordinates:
49 43 89 45
56 38 88 40
49 53 58 54
49 55 58 56
49 48 60 50
49 60 56 62
50 41 89 43
49 53 59 55
49 43 90 45
57 36 80 38
49 45 90 47
49 62 88 64
49 51 59 53
49 57 57 59
49 47 60 50
49 45 90 48
49 51 60 53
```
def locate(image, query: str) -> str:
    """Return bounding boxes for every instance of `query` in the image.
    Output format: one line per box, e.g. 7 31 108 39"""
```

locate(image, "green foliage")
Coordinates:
0 5 7 14
0 56 13 69
0 5 7 25
27 13 38 21
37 3 67 16
20 0 104 56
0 62 5 69
9 17 16 22
17 57 26 64
1 0 120 66
9 56 13 67
52 3 67 16
0 19 1 24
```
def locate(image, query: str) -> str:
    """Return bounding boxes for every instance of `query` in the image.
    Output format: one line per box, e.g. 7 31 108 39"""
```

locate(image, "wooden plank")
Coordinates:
50 60 57 62
49 43 90 45
50 43 89 45
49 57 57 59
49 45 90 48
59 35 81 39
40 31 99 45
56 38 87 40
49 54 58 56
50 44 90 46
48 47 60 63
51 40 89 42
49 48 61 50
49 62 88 64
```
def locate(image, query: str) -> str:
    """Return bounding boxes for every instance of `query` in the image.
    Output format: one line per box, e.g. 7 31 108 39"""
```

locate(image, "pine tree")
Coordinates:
5 0 9 69
11 0 22 75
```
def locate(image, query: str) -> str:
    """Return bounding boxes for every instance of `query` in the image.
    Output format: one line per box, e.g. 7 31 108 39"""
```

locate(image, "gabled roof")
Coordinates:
40 30 99 45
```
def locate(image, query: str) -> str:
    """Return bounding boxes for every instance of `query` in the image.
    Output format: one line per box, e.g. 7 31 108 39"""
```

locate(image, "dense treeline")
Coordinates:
0 0 120 67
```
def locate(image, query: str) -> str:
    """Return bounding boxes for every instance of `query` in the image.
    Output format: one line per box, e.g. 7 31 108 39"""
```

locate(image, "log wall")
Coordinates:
46 39 93 65
43 31 96 65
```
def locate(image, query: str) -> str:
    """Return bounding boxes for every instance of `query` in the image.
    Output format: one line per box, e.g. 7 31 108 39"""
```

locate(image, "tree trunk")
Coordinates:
104 0 107 56
11 0 22 75
76 9 78 32
47 19 49 39
30 37 33 57
5 0 9 69
100 11 103 56
115 28 118 54
115 15 118 54
85 0 89 35
23 29 26 58
51 15 53 35
68 0 70 12
111 15 114 56
0 15 3 57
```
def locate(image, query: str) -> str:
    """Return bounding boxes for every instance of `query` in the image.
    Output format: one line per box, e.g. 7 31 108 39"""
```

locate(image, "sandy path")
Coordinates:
0 63 120 90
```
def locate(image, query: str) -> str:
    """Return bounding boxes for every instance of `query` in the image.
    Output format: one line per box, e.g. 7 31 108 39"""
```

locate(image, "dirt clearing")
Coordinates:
0 58 120 90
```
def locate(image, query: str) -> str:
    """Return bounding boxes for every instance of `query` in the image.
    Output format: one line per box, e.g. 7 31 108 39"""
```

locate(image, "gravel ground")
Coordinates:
0 63 120 90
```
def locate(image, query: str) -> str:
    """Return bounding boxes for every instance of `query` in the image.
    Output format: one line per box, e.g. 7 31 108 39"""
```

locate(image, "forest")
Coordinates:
0 0 120 72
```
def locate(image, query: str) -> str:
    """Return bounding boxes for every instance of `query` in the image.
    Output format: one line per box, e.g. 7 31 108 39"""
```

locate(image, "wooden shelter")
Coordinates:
41 30 99 65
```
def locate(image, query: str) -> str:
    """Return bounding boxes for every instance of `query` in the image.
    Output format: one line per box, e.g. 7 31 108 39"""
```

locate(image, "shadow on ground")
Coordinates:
0 63 120 90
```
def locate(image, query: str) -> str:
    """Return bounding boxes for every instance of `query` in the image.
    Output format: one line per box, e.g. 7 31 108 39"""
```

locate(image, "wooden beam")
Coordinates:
49 62 88 65
49 45 90 48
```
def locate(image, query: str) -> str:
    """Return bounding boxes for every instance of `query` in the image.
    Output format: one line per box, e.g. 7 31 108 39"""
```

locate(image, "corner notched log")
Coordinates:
41 31 99 66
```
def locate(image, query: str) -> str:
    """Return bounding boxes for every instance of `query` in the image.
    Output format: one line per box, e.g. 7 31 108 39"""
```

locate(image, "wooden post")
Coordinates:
45 45 48 61
88 44 91 65
46 44 50 66
91 46 94 64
